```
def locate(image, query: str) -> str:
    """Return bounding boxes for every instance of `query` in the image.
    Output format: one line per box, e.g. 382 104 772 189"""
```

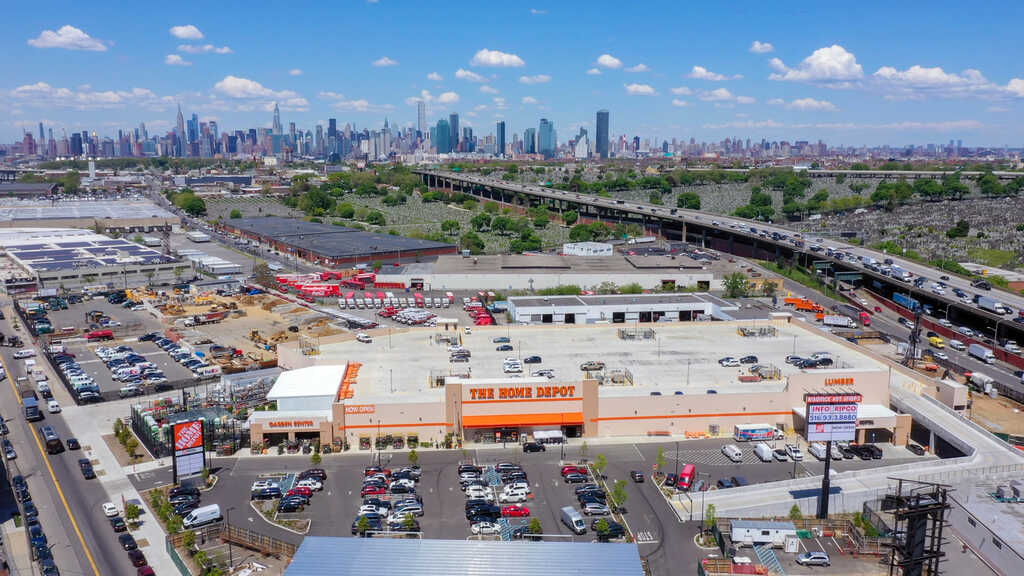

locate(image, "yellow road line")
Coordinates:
0 340 102 576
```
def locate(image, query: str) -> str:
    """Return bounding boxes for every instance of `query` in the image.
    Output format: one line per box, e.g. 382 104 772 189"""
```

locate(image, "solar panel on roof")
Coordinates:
56 242 92 248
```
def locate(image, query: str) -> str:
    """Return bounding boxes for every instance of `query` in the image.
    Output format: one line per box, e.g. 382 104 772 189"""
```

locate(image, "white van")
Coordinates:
808 442 829 461
560 506 586 535
754 443 774 462
949 339 966 351
183 504 222 529
721 444 743 463
14 349 36 359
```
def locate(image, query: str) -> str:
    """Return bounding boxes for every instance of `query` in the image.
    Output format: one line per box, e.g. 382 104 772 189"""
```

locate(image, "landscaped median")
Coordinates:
585 454 633 543
250 498 311 535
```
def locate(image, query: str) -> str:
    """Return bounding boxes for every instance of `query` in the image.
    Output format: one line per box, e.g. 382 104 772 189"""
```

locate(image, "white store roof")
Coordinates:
267 365 346 400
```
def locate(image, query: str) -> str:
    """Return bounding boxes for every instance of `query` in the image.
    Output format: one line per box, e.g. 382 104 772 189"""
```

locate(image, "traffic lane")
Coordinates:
0 349 92 576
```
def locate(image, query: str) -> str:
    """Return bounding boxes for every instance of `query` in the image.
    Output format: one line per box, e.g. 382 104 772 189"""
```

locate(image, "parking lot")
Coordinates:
42 296 164 339
60 337 198 397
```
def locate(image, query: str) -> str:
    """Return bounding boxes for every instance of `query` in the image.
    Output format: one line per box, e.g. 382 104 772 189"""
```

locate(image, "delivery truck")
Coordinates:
968 343 996 364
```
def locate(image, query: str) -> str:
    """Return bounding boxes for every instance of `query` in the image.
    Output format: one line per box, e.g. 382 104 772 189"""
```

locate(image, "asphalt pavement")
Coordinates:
0 306 139 576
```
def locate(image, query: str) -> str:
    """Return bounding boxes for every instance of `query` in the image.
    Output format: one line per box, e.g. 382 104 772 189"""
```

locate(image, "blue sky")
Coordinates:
3 1 1024 146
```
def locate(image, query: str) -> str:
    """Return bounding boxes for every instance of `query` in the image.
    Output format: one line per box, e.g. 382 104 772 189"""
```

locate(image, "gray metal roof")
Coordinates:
0 182 57 196
226 217 454 258
284 537 644 576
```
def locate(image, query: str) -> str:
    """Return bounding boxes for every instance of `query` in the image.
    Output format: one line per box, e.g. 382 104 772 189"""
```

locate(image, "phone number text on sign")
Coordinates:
807 403 859 424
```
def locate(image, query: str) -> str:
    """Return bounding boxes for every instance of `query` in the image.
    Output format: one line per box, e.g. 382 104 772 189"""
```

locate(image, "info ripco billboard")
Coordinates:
172 420 206 481
805 394 860 442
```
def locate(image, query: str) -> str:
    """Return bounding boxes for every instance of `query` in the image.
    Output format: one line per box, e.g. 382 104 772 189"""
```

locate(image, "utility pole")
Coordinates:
817 440 833 519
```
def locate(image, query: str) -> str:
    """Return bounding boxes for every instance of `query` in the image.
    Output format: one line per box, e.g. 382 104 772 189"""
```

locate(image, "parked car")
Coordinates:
906 443 926 456
496 344 514 351
718 357 740 367
523 355 542 364
110 516 127 532
796 551 831 567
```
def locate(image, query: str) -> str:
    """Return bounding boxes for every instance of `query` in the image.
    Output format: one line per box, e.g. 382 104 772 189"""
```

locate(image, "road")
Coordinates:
0 307 138 576
419 170 1024 324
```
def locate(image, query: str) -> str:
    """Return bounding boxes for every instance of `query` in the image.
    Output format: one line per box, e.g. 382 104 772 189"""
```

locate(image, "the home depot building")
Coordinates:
249 365 908 449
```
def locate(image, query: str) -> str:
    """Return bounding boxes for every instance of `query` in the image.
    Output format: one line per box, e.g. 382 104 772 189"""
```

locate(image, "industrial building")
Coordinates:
217 216 456 266
284 537 644 576
0 228 193 293
0 198 179 234
252 320 913 449
374 253 720 291
507 292 739 324
562 241 613 256
0 182 58 198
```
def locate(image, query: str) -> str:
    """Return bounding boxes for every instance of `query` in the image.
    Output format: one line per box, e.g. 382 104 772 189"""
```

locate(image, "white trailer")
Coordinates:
822 315 856 329
730 520 798 547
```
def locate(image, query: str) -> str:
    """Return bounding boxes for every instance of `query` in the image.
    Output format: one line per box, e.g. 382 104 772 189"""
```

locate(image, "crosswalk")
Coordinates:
634 530 658 544
663 448 756 466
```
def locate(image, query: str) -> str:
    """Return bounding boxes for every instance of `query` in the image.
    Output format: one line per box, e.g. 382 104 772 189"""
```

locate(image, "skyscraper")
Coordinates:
272 103 283 135
38 122 44 149
524 128 536 154
596 109 609 159
435 119 451 154
175 103 186 156
538 118 555 159
495 121 506 158
449 114 459 153
417 101 426 136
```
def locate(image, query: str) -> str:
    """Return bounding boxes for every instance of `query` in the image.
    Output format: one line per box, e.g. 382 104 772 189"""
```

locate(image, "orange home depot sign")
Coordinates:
469 385 577 401
173 421 203 451
824 377 855 386
345 405 376 415
267 420 317 429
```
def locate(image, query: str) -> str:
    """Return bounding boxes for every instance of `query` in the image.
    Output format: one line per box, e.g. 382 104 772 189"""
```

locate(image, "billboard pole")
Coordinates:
817 440 832 519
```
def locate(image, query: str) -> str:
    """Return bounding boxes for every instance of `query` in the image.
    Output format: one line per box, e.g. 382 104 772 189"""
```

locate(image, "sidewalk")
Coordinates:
62 405 177 576
1 520 31 576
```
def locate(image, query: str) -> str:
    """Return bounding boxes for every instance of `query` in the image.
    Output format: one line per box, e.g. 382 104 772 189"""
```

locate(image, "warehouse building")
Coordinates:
0 228 193 293
218 216 456 267
285 537 644 576
0 198 178 234
507 292 739 324
0 182 58 198
253 321 912 449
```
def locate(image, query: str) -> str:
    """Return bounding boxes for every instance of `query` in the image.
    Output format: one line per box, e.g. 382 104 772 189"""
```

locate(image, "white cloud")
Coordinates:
330 99 394 113
520 74 551 85
787 97 839 111
749 41 774 54
27 25 107 51
671 86 693 95
530 8 547 14
698 88 754 104
169 25 204 39
438 91 460 104
8 82 172 111
470 48 525 67
874 65 983 86
214 76 301 101
871 65 1005 100
177 44 232 54
492 97 507 109
521 96 538 104
372 56 399 67
987 105 1009 113
404 90 434 106
480 85 500 94
427 72 443 81
1006 79 1024 97
319 91 346 100
596 54 622 69
703 119 785 130
671 99 691 107
586 68 602 76
688 66 729 81
626 63 650 73
769 45 863 83
624 83 657 96
289 69 303 76
702 119 982 131
455 68 486 82
767 98 785 105
474 104 487 111
164 54 191 67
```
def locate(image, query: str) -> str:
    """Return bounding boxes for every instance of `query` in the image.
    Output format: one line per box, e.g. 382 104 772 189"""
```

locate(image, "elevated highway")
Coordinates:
414 170 1024 347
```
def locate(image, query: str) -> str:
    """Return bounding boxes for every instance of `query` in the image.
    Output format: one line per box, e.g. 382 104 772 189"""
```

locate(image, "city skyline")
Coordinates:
3 2 1024 146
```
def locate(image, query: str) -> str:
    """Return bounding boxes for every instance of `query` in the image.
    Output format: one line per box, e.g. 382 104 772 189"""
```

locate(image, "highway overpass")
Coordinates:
414 170 1024 348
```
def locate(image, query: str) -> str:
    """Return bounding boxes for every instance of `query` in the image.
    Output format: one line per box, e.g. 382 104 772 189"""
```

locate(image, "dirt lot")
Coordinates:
968 392 1024 435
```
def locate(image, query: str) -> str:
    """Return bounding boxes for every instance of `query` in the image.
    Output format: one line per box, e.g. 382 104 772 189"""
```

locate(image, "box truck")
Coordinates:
968 343 996 364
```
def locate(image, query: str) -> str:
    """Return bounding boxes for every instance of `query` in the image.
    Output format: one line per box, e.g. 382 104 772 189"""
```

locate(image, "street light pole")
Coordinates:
225 506 236 570
674 441 679 479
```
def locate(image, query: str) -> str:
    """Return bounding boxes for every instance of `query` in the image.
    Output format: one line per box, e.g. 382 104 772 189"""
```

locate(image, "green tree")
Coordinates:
125 503 140 523
182 530 196 550
459 232 485 254
401 512 417 532
125 436 139 459
491 216 512 235
483 201 500 214
704 504 717 532
533 213 549 229
656 448 667 475
562 210 579 226
335 202 355 219
470 212 492 231
946 219 970 239
182 196 207 216
229 209 242 218
789 503 803 521
761 281 777 298
167 514 183 534
593 454 608 478
61 170 81 194
193 550 209 568
441 220 461 235
677 192 701 210
722 272 749 298
366 211 386 226
356 515 371 537
610 479 628 511
311 452 322 466
528 517 542 535
595 518 611 540
408 449 419 467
